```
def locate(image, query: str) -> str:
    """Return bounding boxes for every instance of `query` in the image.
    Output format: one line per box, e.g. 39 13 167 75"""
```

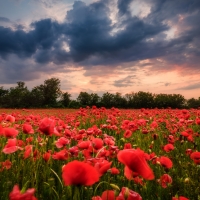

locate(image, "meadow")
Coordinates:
0 107 200 200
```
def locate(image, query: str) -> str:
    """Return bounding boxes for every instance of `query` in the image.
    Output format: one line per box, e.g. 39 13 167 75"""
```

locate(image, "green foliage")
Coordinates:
0 87 9 108
43 78 62 107
77 92 92 107
3 82 30 108
68 100 81 109
101 92 115 108
0 79 199 108
28 85 45 108
59 92 71 108
154 93 186 109
187 98 200 108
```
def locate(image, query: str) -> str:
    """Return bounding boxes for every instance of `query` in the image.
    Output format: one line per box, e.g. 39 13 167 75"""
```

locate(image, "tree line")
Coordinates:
0 78 199 109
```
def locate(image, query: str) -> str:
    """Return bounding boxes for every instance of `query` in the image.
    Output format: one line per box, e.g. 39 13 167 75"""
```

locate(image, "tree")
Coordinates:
112 92 127 108
90 93 100 106
0 87 9 108
187 98 200 108
132 91 154 108
29 85 45 108
169 94 186 108
5 82 30 108
77 92 91 107
154 94 170 108
68 100 81 109
125 92 136 108
100 92 115 108
60 92 71 107
43 78 62 107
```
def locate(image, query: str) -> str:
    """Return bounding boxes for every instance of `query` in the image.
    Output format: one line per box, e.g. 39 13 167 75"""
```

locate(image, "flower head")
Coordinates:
9 185 37 200
117 148 154 180
62 160 99 186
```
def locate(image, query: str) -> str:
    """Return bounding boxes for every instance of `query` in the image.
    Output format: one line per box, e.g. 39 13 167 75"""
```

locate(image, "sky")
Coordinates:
0 0 200 99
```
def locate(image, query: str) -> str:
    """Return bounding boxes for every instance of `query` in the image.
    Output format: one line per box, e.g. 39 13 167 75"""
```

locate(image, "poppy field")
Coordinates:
0 107 200 200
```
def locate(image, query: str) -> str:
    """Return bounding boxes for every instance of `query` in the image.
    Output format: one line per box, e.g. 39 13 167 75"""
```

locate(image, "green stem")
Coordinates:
94 181 110 196
73 186 81 200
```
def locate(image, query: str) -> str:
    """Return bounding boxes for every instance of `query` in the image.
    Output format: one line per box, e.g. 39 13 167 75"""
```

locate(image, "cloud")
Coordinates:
0 17 10 23
165 82 171 86
0 55 40 84
0 0 200 84
0 54 74 84
113 75 139 87
117 0 133 16
177 82 200 90
0 0 167 63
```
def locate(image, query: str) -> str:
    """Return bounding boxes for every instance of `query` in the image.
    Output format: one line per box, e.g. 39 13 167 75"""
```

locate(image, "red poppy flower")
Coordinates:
77 140 91 149
110 167 120 175
142 129 149 134
124 143 132 149
33 150 40 160
133 177 144 186
104 137 115 146
187 135 194 142
150 121 158 129
172 196 189 200
22 124 34 134
94 160 112 176
52 149 69 160
116 187 142 200
0 124 5 136
62 160 99 186
163 144 174 152
2 138 23 154
9 185 37 200
158 174 172 188
26 137 33 144
2 160 12 170
180 131 189 137
92 196 102 200
43 151 51 162
0 115 3 122
185 149 193 156
196 118 200 125
39 117 55 136
124 166 139 180
55 137 70 148
124 130 132 138
167 135 175 144
117 149 154 180
190 152 200 164
158 156 173 169
5 115 15 123
101 190 116 200
92 138 104 150
24 145 33 159
69 146 79 157
3 128 18 138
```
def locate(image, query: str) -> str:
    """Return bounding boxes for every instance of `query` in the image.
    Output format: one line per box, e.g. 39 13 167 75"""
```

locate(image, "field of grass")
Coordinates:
0 107 200 200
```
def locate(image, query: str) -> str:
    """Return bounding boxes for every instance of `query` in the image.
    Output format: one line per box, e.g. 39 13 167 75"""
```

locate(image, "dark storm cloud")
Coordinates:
0 56 40 84
117 0 133 16
0 0 200 83
0 17 11 23
0 54 73 84
0 0 167 63
0 18 62 59
148 0 200 20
